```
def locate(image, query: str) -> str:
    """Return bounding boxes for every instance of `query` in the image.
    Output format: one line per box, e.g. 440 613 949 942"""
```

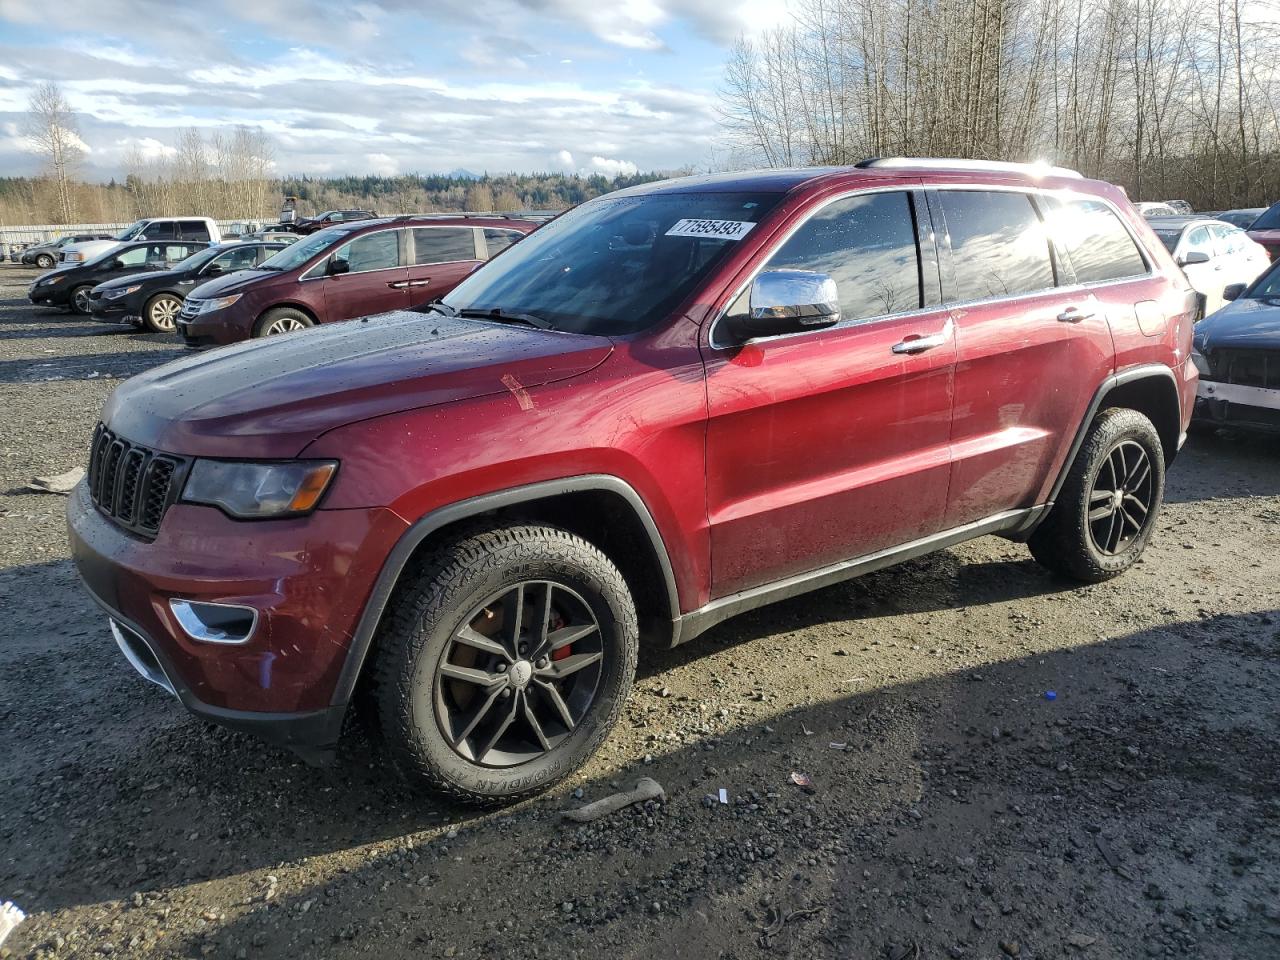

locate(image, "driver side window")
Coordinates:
332 230 401 274
114 247 149 267
760 191 924 323
211 247 260 272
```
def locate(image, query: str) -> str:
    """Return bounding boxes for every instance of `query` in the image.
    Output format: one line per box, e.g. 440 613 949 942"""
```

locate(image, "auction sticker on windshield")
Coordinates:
665 219 757 240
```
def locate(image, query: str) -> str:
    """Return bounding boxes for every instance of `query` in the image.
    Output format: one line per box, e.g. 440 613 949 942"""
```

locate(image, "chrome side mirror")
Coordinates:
722 269 841 342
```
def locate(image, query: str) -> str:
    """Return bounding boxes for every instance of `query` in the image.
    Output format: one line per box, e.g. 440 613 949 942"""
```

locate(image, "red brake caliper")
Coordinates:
550 612 571 661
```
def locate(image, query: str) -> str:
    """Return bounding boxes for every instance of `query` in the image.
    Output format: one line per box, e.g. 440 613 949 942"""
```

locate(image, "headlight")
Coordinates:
1190 347 1211 377
182 460 338 518
41 274 67 286
197 294 242 314
103 284 140 300
64 252 84 263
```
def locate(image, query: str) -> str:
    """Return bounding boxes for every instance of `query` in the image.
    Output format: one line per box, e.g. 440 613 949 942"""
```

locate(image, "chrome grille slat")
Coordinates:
86 423 188 540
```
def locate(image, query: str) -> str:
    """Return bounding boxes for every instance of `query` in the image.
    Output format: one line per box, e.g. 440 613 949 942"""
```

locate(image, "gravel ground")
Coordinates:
1 261 1278 960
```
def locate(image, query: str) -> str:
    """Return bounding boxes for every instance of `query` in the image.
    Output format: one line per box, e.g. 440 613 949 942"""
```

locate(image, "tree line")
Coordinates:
720 0 1280 208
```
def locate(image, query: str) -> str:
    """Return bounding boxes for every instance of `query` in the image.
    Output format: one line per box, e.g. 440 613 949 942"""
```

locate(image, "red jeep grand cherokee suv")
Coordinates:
175 215 538 346
69 159 1198 803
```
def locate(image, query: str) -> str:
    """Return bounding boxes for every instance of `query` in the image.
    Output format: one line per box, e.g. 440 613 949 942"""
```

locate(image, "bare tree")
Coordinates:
24 82 85 224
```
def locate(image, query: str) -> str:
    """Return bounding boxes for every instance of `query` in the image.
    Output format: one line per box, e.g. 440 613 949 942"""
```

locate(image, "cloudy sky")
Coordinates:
0 0 791 180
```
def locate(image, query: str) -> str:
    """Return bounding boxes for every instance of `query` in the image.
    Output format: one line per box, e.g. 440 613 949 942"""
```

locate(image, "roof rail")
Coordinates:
856 157 1084 180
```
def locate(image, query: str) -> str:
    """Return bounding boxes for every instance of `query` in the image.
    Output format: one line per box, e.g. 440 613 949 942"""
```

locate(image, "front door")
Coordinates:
703 189 956 598
406 227 482 306
320 227 410 322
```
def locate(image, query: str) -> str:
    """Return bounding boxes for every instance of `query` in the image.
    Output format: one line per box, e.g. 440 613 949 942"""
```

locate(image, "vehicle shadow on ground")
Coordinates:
0 349 182 384
4 544 1278 957
22 612 1280 958
638 551 1073 681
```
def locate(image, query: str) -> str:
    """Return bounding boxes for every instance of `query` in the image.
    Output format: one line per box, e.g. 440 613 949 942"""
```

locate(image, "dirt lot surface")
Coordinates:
1 261 1278 960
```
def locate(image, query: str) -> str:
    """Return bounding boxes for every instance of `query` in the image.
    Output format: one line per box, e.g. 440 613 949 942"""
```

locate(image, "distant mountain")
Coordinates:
447 168 482 180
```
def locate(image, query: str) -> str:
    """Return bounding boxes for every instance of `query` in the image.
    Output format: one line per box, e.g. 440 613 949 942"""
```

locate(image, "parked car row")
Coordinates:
27 214 540 342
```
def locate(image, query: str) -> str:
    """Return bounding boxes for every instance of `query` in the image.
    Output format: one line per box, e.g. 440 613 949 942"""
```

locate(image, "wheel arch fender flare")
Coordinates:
328 474 681 708
1047 364 1181 509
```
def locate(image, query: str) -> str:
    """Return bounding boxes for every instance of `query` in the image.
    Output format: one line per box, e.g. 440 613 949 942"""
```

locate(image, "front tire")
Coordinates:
372 524 638 805
1029 408 1165 582
36 253 55 269
253 307 314 337
70 284 93 315
143 293 182 333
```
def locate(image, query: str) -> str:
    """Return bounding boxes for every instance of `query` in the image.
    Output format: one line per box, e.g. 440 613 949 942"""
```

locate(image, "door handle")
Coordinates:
1056 306 1096 323
408 279 431 287
891 332 948 354
387 280 409 289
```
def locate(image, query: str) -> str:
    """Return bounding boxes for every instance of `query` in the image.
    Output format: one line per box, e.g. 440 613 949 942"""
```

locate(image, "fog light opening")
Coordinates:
169 599 258 645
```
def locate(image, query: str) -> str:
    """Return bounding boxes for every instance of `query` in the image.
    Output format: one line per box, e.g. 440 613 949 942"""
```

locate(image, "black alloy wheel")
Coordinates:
434 580 604 767
1085 439 1155 556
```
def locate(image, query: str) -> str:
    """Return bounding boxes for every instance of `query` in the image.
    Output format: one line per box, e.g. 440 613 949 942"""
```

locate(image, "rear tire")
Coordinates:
36 253 55 269
1029 408 1165 582
253 307 313 337
372 524 638 805
142 293 182 333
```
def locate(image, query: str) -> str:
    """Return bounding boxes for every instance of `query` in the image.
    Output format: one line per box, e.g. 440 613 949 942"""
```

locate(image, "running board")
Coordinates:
670 505 1046 646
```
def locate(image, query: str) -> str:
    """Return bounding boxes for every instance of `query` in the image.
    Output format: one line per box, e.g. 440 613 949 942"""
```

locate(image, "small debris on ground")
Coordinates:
24 467 85 495
561 777 664 823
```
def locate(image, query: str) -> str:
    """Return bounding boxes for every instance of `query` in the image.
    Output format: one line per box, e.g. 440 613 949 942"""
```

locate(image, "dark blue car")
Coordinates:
1193 263 1280 431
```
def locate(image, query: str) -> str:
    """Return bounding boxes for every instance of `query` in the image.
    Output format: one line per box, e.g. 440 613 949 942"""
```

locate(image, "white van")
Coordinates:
61 218 222 264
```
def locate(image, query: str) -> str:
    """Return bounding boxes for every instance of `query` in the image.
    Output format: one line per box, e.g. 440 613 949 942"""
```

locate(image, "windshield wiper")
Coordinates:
457 307 553 329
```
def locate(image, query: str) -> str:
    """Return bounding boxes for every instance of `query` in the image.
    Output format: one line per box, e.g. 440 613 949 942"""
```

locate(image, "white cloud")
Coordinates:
554 149 575 169
366 152 398 175
586 155 638 176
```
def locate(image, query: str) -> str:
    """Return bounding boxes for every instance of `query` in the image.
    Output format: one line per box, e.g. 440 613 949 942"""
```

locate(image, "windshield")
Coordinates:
440 191 782 335
1152 229 1180 253
1244 261 1280 299
1249 203 1280 231
113 220 148 241
258 230 351 271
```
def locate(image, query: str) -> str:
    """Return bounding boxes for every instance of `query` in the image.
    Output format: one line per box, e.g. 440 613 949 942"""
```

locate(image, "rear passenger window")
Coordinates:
413 228 476 265
940 191 1055 301
482 228 524 259
764 191 922 322
1052 198 1147 283
178 221 210 242
1184 227 1213 259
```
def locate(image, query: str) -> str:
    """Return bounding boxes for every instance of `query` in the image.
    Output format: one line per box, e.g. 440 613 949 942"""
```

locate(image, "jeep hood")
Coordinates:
1195 296 1280 351
102 310 613 457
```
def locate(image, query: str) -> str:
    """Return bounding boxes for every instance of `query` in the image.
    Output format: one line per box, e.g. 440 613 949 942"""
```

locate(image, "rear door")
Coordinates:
317 227 409 322
703 188 957 597
405 226 482 304
937 187 1114 528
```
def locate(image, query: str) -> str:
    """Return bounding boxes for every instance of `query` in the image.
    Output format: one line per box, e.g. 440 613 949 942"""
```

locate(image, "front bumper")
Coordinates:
66 481 409 749
87 293 140 323
176 308 254 347
1194 379 1280 432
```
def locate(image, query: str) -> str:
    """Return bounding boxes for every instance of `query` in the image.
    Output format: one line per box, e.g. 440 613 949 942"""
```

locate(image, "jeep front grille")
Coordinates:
87 424 189 539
